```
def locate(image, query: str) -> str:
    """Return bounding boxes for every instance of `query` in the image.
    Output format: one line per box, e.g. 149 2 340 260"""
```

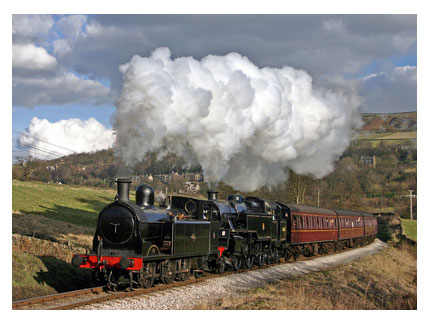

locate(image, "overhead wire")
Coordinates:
12 130 77 161
13 139 65 158
12 130 76 154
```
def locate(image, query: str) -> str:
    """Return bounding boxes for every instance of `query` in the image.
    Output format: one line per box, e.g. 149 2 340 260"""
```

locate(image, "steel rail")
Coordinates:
12 286 105 309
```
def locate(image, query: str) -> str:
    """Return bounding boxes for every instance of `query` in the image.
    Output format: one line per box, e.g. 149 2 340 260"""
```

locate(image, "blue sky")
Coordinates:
12 14 417 160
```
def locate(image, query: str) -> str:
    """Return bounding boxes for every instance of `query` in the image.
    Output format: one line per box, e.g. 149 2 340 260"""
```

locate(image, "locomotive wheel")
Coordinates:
140 262 155 288
273 250 280 263
141 272 155 288
194 270 204 279
256 254 264 267
162 264 174 284
265 252 271 265
216 257 226 274
177 259 191 281
232 256 242 271
244 255 254 269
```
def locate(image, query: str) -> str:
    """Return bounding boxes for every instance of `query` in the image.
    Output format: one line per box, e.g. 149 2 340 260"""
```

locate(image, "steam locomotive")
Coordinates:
72 178 378 289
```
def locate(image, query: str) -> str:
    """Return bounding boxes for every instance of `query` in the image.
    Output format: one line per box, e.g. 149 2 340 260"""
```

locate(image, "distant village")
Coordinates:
131 172 204 194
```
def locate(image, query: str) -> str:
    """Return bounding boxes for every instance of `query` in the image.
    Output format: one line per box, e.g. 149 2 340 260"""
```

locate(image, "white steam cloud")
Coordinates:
114 47 361 191
19 117 116 160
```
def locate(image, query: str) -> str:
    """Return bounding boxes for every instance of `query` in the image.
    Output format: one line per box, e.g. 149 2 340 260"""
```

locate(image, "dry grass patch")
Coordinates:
194 243 416 310
13 212 93 249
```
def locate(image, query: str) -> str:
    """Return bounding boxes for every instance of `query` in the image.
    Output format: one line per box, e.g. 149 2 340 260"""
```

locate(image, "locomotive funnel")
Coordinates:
207 190 219 201
116 178 132 202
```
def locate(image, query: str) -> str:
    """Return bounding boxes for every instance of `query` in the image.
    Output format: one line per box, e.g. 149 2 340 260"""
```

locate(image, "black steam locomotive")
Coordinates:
72 178 377 289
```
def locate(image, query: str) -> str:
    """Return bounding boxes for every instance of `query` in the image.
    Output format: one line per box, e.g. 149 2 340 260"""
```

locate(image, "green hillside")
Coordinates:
12 180 117 228
401 219 417 242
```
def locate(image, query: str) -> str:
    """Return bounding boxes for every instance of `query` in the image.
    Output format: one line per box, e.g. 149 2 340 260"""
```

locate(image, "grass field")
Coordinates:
12 180 118 228
12 180 123 248
401 219 417 242
359 131 417 141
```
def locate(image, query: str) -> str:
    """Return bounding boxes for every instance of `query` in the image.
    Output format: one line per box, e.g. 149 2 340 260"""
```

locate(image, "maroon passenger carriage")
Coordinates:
335 209 365 247
276 202 378 260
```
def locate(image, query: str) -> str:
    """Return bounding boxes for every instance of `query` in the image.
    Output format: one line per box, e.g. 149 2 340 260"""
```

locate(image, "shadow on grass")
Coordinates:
34 256 94 293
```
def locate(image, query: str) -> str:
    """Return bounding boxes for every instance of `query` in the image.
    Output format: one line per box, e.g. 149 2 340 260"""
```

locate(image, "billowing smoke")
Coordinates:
19 117 116 160
113 47 361 191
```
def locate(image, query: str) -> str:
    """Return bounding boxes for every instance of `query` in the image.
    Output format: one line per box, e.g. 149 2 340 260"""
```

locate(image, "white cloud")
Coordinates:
12 14 113 108
12 14 54 43
18 117 116 160
13 72 113 107
12 43 57 71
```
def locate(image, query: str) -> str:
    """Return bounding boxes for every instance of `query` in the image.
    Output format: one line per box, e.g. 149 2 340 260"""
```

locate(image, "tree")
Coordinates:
286 170 311 205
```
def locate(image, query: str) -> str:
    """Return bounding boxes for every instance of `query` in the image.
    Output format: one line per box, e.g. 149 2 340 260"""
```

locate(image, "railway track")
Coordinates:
12 245 361 310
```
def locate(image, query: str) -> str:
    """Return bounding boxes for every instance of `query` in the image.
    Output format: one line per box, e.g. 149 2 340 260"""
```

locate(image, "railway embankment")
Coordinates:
193 240 416 310
77 239 397 310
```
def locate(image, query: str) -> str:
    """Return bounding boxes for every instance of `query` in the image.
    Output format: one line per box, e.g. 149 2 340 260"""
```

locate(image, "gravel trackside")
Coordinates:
78 239 387 310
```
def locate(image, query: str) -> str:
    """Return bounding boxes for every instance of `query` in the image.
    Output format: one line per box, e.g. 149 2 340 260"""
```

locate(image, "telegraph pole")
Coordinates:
317 188 320 207
409 190 414 220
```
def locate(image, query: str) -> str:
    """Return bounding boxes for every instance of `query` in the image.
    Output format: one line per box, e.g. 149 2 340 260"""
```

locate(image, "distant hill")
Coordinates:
360 112 416 133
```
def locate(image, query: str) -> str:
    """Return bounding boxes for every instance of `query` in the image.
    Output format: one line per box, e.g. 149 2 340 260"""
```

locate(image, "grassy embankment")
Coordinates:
358 131 417 148
401 219 417 242
12 180 120 301
192 216 417 310
193 243 417 310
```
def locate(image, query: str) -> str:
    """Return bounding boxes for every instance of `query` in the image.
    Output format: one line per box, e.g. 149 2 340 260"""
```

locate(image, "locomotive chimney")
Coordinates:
207 190 219 201
116 178 132 202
